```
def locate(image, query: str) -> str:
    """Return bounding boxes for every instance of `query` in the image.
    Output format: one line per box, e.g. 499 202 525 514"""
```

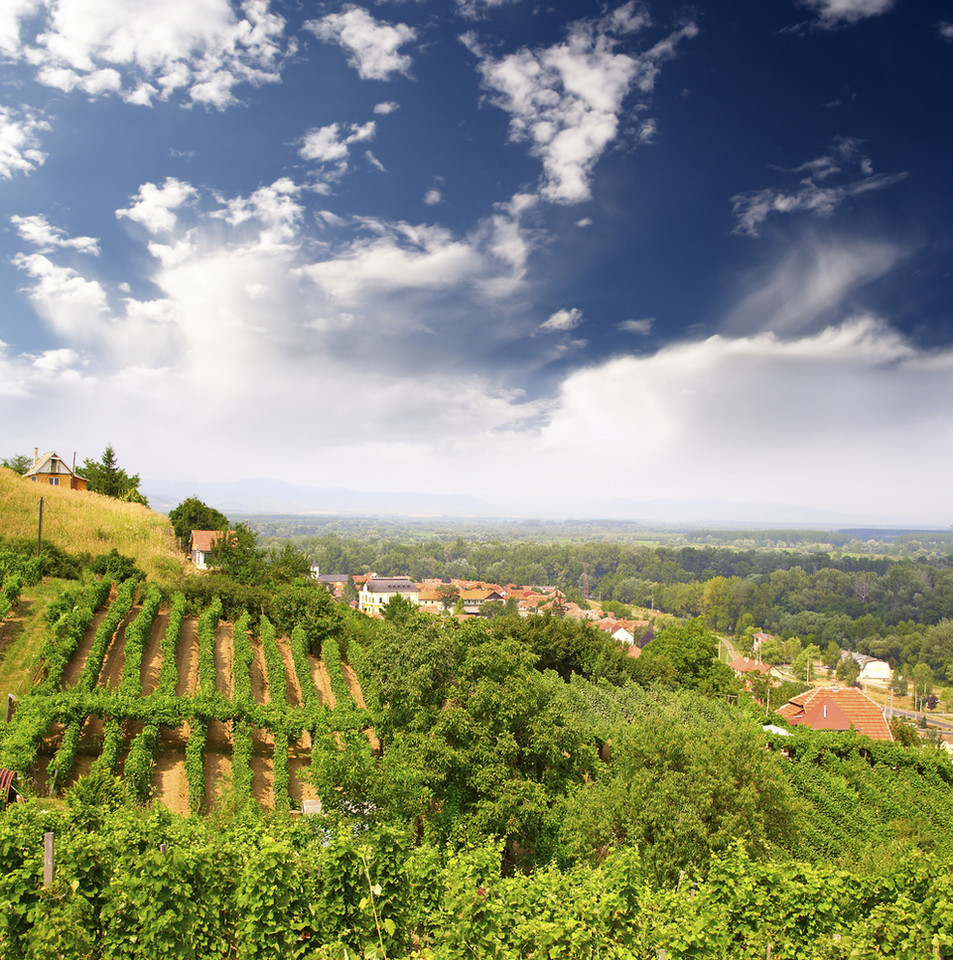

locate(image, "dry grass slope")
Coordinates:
0 467 188 583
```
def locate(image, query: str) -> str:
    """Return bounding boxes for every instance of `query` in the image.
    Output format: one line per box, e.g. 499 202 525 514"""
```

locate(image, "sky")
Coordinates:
1 0 952 524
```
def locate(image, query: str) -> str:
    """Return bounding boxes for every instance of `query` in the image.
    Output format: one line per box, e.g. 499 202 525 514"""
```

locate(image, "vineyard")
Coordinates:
0 577 375 814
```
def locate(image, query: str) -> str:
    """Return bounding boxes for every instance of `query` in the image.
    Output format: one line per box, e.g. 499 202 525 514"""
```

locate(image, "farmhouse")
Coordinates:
24 449 87 491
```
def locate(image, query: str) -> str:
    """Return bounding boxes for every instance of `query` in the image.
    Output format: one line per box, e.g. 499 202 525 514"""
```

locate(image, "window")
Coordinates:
49 477 60 486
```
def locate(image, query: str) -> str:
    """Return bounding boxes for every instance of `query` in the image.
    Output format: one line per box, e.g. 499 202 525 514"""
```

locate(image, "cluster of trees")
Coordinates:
249 528 953 684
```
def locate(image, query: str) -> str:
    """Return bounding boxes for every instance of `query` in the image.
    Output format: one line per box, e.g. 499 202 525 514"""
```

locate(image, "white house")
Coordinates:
358 577 420 615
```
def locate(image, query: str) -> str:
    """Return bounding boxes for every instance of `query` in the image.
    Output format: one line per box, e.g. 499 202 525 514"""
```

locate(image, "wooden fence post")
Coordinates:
43 832 54 886
5 693 16 722
160 843 168 855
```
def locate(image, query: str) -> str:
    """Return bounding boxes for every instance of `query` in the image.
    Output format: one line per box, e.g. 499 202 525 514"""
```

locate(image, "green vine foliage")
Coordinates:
3 806 953 960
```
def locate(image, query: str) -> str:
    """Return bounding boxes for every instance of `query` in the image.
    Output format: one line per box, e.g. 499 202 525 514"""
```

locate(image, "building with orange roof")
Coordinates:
729 656 772 676
776 685 893 741
189 529 231 570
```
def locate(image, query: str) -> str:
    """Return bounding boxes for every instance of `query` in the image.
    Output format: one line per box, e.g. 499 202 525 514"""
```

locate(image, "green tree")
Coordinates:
1 454 30 474
635 617 737 694
82 445 148 505
821 640 841 671
436 583 460 611
206 523 265 584
167 497 229 549
911 661 934 712
791 643 822 683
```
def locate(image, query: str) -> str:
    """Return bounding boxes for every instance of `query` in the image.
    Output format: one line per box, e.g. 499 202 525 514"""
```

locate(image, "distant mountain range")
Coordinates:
143 477 892 527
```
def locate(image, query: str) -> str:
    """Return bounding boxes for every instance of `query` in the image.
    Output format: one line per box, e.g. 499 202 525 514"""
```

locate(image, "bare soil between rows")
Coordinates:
27 606 374 813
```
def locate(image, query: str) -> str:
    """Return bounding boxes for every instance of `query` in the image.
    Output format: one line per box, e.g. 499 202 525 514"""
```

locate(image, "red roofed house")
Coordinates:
776 685 893 741
189 530 229 570
729 656 772 677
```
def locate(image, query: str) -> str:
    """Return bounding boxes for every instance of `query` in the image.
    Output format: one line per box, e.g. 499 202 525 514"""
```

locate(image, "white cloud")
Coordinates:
424 188 442 205
6 177 953 525
11 214 100 254
618 317 653 334
373 100 399 114
0 105 49 179
454 0 519 19
11 252 111 341
939 21 953 41
299 121 376 183
473 8 696 203
540 307 583 332
799 0 894 28
732 138 906 236
305 7 415 81
116 177 198 234
212 177 303 246
532 315 953 520
724 238 906 337
365 151 386 172
9 0 290 108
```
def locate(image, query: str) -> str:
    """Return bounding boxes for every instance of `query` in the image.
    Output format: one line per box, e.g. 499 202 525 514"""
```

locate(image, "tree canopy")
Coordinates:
168 497 229 548
82 445 147 505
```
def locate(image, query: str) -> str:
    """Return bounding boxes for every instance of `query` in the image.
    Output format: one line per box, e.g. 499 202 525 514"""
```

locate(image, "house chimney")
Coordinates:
33 448 38 467
823 704 827 718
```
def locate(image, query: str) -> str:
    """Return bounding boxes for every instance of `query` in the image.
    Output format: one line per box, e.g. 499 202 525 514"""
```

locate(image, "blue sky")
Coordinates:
2 0 952 523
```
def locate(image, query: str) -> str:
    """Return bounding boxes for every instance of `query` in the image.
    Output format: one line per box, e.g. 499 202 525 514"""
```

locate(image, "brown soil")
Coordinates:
175 618 200 697
140 611 168 696
278 638 302 707
250 752 274 808
204 751 233 811
78 713 103 748
311 656 334 708
65 753 94 791
61 606 110 687
250 637 268 705
152 746 189 817
342 664 366 709
288 757 319 808
98 609 135 691
207 719 231 752
160 723 190 750
214 622 234 698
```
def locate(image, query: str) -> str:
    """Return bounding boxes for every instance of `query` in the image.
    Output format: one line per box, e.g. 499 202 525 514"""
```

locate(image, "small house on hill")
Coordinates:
24 449 87 491
189 529 229 570
776 685 893 741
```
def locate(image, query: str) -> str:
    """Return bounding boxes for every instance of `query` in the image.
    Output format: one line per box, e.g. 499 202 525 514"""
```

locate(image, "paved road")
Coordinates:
885 707 953 734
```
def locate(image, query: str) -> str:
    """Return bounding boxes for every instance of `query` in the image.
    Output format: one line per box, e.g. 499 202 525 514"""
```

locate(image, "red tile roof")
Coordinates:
729 656 772 675
776 686 893 741
190 529 228 552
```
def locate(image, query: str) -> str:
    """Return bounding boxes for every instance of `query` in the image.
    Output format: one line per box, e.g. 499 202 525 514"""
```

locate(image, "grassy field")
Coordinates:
0 467 187 582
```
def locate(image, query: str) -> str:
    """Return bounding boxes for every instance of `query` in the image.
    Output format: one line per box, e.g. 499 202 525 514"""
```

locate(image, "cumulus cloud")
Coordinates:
299 121 376 183
424 187 442 205
540 307 583 332
305 7 415 81
472 6 696 203
0 105 49 179
7 0 289 108
11 214 100 254
939 21 953 41
532 315 953 520
373 100 399 114
799 0 894 28
731 137 906 236
116 177 198 234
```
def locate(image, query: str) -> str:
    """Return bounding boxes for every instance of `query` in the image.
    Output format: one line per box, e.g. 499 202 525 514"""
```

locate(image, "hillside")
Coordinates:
0 466 187 582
